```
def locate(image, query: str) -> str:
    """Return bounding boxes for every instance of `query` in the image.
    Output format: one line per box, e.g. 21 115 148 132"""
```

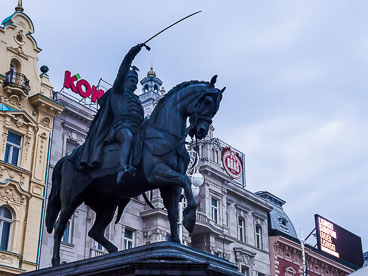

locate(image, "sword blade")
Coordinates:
144 11 202 44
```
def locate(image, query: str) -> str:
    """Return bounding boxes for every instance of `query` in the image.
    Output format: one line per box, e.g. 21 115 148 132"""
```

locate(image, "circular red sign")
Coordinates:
222 148 243 179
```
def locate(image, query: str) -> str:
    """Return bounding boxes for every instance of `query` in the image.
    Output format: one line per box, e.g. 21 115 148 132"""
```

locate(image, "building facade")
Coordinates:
0 3 63 274
256 192 356 276
40 68 273 275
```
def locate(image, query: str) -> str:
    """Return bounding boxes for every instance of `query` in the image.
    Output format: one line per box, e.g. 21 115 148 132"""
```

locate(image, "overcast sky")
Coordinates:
2 1 367 252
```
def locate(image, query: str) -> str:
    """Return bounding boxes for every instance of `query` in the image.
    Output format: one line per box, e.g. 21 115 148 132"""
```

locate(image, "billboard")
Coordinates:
315 214 363 267
221 147 243 180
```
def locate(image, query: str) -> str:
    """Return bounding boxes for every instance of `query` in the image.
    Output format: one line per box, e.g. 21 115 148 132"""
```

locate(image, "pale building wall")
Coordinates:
0 5 63 275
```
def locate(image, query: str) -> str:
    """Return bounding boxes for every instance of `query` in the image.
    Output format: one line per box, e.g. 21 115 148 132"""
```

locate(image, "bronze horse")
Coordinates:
46 76 225 266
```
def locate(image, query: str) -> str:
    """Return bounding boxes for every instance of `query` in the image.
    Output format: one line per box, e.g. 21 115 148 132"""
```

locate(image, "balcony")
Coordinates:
193 211 226 235
90 248 106 257
3 71 31 96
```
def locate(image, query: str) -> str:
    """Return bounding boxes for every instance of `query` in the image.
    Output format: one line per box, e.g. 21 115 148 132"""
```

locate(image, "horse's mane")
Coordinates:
150 80 209 120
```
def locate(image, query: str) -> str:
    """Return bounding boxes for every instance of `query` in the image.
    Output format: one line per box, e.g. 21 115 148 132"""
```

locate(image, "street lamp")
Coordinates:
191 185 200 198
191 172 204 187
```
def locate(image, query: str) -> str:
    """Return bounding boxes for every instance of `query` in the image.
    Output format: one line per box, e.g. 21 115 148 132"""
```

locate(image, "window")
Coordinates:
123 229 134 249
215 150 219 163
284 266 297 276
278 216 289 232
10 62 16 74
0 207 13 250
4 131 22 166
241 266 250 276
65 140 78 156
93 240 103 250
211 198 218 224
255 225 262 249
61 220 72 243
238 217 245 242
212 148 215 162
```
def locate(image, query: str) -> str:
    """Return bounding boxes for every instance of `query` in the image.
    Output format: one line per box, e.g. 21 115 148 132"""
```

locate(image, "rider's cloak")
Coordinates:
73 89 113 170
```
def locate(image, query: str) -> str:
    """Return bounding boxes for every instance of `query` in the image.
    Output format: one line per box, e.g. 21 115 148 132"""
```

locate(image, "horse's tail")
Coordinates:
46 156 65 233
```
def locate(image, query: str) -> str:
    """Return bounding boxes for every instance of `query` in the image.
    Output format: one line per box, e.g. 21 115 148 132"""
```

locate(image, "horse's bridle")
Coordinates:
188 92 220 134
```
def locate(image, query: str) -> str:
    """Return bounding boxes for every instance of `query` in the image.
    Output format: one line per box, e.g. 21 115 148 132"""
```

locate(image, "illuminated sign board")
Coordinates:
221 147 243 179
63 70 104 102
315 214 363 267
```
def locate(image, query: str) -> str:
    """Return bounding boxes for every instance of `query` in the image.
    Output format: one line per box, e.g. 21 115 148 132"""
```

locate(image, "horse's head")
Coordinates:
187 75 225 140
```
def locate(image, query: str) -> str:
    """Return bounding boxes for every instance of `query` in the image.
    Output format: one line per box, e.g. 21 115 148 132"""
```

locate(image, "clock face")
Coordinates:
222 148 243 179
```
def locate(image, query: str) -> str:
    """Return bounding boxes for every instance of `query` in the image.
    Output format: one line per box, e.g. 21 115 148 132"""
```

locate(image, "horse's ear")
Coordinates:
209 75 217 88
221 87 226 93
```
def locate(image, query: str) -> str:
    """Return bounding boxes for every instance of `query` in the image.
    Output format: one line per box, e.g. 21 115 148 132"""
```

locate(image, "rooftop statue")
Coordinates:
46 44 225 266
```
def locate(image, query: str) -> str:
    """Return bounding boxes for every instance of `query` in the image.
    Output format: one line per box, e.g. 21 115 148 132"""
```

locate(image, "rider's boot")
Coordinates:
116 128 135 186
116 164 136 186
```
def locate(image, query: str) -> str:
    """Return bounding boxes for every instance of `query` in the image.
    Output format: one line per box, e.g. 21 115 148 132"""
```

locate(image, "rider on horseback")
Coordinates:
76 44 146 185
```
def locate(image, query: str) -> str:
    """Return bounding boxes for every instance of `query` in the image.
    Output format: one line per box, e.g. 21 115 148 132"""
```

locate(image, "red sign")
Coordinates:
221 147 243 179
63 70 104 102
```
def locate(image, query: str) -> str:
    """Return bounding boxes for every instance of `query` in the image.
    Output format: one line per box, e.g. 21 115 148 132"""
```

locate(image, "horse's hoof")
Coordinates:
183 207 196 232
167 234 181 244
51 258 60 267
107 245 118 253
183 216 195 232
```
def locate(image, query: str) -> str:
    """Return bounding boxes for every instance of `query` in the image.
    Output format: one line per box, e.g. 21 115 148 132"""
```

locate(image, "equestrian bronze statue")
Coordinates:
46 44 225 266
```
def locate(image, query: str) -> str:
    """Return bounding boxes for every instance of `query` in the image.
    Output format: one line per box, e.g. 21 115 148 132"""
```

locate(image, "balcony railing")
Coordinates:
3 71 31 94
90 248 106 257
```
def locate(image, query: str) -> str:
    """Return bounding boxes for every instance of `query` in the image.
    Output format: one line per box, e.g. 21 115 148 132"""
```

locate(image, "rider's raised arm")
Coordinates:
112 44 143 94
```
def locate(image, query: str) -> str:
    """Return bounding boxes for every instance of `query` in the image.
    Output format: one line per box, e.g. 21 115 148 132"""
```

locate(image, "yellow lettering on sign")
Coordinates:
318 217 339 258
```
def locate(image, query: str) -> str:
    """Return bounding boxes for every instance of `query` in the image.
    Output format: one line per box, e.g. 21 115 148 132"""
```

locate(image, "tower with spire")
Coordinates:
139 67 165 117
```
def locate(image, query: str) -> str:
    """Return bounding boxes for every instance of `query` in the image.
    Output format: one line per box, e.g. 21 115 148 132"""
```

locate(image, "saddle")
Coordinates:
69 125 144 175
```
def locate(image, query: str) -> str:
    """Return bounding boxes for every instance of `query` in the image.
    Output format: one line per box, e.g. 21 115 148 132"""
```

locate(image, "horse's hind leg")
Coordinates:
88 201 121 253
52 203 79 266
160 186 181 243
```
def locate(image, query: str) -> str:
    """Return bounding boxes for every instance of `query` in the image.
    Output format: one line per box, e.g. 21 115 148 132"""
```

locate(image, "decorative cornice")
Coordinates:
7 45 28 59
29 93 64 116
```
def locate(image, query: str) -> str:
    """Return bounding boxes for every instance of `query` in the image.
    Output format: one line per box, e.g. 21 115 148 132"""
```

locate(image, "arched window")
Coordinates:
9 59 21 73
0 207 13 250
7 59 22 85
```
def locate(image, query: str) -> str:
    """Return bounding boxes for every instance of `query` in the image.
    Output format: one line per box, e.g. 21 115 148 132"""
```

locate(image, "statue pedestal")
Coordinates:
25 242 242 275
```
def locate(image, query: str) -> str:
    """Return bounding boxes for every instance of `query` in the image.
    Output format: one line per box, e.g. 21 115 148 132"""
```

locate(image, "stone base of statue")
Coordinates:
25 242 242 276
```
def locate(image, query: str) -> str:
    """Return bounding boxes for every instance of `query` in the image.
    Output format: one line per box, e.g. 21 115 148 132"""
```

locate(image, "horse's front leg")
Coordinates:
149 163 197 233
160 187 182 243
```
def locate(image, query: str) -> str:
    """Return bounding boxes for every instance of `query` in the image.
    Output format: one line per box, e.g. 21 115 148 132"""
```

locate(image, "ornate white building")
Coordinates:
39 68 273 276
